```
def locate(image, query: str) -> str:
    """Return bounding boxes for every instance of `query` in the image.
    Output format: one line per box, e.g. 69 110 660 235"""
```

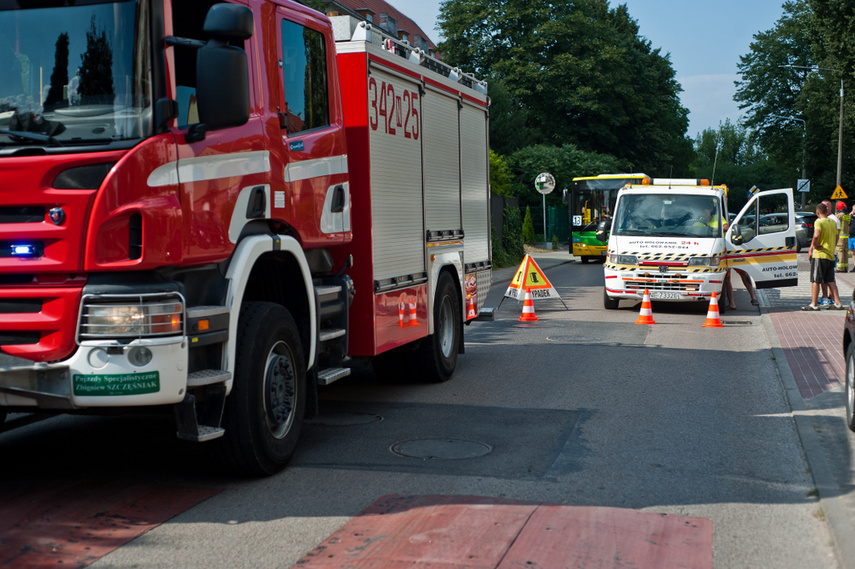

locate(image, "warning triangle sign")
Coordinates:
504 254 561 300
832 185 848 199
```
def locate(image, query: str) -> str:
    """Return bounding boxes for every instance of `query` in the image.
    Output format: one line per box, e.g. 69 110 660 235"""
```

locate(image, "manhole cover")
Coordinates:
306 412 382 427
391 438 492 460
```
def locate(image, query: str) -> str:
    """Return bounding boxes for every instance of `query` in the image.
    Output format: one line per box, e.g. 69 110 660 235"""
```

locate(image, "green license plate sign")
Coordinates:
73 372 160 396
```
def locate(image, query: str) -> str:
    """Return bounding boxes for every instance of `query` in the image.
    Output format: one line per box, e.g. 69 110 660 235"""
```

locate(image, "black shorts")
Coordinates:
810 257 835 284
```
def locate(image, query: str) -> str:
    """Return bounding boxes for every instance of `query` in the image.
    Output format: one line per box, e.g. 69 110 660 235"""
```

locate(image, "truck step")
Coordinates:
315 285 343 300
187 369 231 387
475 307 496 321
319 328 346 343
317 367 351 386
173 389 226 443
190 424 226 442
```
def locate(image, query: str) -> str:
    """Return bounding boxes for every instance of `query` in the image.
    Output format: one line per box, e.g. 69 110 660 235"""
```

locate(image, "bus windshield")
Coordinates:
568 174 648 260
612 193 725 239
571 177 645 230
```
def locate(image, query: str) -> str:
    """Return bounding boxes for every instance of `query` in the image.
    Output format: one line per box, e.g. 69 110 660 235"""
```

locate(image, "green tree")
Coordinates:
691 121 791 212
438 0 692 173
734 0 855 200
734 1 815 191
522 206 535 244
507 144 625 208
490 150 513 198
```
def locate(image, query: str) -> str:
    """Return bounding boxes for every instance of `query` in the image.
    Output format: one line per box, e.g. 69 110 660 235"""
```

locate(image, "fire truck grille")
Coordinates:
0 207 45 224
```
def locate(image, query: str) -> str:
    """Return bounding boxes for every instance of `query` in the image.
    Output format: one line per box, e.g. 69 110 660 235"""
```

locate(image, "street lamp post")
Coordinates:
780 64 844 189
770 114 806 207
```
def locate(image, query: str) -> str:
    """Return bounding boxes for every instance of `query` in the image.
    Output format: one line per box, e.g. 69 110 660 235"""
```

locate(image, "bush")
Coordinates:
522 206 535 244
503 206 525 262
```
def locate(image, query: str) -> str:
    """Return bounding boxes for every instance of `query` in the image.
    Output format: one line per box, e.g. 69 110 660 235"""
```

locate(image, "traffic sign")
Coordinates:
832 185 848 199
797 179 810 193
504 254 561 300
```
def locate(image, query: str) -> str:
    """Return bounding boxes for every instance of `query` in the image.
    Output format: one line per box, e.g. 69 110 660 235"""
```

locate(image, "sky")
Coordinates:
386 0 787 138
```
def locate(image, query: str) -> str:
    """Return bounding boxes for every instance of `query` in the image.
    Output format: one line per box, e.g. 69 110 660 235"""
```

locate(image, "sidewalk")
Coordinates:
759 270 852 399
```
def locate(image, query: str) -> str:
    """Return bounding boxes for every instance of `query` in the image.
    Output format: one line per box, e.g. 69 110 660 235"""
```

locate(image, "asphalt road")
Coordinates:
0 259 842 568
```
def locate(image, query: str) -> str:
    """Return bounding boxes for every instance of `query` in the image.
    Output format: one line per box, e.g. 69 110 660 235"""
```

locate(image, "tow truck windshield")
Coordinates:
612 193 725 239
0 0 151 150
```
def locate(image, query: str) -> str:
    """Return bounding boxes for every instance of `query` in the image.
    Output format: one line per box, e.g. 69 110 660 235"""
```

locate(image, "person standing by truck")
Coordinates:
803 202 845 311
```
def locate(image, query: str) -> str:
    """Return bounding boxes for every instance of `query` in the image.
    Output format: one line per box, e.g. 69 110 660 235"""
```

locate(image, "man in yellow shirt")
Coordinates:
804 202 844 310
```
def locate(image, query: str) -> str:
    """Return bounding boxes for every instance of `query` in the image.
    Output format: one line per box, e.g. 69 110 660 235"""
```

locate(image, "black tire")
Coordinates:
580 256 590 264
603 288 619 309
415 271 461 383
219 302 306 476
846 343 855 432
796 240 802 253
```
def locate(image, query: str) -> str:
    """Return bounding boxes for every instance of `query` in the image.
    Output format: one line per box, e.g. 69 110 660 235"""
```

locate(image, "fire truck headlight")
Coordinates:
80 295 184 339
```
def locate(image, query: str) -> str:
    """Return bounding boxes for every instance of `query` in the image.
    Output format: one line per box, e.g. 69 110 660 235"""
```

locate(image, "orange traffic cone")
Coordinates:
635 289 656 325
519 288 538 322
702 292 724 328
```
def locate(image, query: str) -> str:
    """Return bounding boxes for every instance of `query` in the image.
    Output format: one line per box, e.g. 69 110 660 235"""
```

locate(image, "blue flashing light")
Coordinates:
10 244 38 257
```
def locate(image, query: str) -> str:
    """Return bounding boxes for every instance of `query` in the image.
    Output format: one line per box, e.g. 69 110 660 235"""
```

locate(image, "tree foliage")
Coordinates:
506 144 624 208
438 0 692 174
735 0 855 201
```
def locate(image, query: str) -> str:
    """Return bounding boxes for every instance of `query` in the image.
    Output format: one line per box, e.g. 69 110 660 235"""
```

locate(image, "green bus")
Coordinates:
564 173 649 262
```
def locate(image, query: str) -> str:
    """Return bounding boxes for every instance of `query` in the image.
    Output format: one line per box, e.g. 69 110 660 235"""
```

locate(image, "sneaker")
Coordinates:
801 304 820 311
819 297 832 306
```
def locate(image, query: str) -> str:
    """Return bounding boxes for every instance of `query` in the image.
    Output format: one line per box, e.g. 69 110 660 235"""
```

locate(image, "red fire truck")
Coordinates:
0 0 491 474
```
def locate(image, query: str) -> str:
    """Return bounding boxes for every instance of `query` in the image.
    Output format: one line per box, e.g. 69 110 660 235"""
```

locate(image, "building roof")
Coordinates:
331 0 438 52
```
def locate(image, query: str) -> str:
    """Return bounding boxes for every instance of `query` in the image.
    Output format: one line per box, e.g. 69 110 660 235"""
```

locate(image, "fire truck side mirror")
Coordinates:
195 4 253 133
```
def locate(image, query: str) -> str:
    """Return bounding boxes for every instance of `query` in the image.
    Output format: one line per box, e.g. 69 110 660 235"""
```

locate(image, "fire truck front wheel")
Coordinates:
416 271 461 383
219 302 306 476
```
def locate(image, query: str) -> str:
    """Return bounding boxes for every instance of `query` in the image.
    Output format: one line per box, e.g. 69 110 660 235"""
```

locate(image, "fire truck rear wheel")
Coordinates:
219 302 306 476
416 271 460 383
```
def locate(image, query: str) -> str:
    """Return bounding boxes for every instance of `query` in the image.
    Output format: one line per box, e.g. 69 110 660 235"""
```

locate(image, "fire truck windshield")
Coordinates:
0 0 151 149
613 193 725 239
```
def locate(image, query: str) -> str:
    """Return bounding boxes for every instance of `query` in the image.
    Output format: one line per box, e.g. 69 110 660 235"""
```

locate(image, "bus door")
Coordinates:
725 188 798 288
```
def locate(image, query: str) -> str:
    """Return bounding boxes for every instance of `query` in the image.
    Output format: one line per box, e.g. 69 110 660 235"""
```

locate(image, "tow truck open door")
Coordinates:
725 188 798 288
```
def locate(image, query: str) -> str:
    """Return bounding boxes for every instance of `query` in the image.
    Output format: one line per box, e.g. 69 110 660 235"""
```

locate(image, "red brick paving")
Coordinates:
769 311 845 399
294 495 713 569
0 482 220 568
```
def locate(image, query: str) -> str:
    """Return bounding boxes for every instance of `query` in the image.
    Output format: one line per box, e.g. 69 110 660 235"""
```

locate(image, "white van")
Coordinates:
597 179 797 310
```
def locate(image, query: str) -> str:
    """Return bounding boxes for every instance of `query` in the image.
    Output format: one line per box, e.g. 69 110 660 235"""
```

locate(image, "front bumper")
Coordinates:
0 337 189 409
604 266 726 301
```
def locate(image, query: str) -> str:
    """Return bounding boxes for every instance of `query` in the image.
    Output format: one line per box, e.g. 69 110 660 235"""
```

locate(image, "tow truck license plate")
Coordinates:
650 291 680 300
